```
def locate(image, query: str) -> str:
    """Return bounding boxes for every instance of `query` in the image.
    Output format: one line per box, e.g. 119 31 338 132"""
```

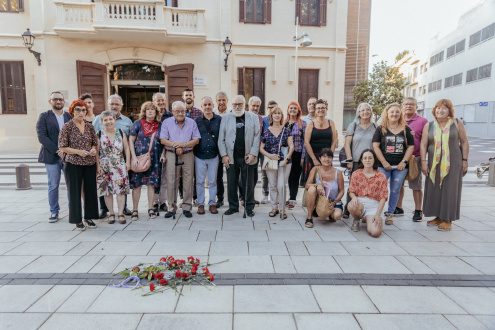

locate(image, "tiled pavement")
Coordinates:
0 185 495 329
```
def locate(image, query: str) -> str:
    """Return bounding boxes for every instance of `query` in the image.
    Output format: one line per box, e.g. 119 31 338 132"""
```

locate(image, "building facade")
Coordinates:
394 51 428 117
425 0 495 137
0 0 348 151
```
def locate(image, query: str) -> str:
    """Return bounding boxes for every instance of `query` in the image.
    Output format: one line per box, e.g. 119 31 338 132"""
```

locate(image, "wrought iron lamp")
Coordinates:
21 28 41 66
223 37 232 71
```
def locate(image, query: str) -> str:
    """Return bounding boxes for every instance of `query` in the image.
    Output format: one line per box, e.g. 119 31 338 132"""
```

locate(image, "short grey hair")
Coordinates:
354 103 374 124
152 93 166 101
403 97 417 104
172 101 186 111
100 110 116 122
248 96 262 105
107 94 123 105
201 96 213 103
234 95 246 103
215 91 229 100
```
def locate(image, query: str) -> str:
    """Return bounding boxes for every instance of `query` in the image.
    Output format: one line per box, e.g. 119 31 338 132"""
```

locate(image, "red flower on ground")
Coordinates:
132 267 140 272
150 283 155 291
202 267 209 274
154 273 164 280
195 258 200 264
187 256 194 263
175 270 183 278
206 273 214 281
182 272 189 279
160 257 167 262
159 279 169 286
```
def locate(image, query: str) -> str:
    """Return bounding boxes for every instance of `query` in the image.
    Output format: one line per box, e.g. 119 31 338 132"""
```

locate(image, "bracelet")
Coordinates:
375 212 381 215
462 158 468 162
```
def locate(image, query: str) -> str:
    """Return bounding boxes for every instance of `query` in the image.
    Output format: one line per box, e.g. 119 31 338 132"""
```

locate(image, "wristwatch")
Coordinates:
401 159 408 164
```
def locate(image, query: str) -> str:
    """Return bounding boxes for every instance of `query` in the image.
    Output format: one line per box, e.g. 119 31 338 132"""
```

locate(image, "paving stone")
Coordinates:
294 314 361 330
248 241 289 255
469 231 495 242
65 242 100 256
89 256 125 273
88 242 155 256
291 256 342 273
356 314 456 330
58 279 86 285
285 241 309 256
0 285 52 312
210 241 248 255
69 230 116 242
333 279 359 285
349 229 394 241
8 279 38 285
311 285 378 313
394 255 436 274
148 242 210 256
384 230 430 242
0 231 30 242
137 314 232 330
315 229 358 241
304 242 349 256
26 285 78 312
216 230 268 241
208 255 274 273
334 256 411 274
453 242 495 257
475 315 495 329
196 230 217 241
234 314 297 330
0 255 39 273
267 230 322 242
341 242 409 256
33 279 61 285
459 257 495 274
0 279 11 285
40 313 142 330
221 220 255 231
418 256 482 274
398 242 472 256
143 230 200 242
57 285 105 312
106 230 150 242
0 242 42 255
175 286 233 312
18 231 81 242
362 286 467 314
0 313 50 330
444 315 489 330
268 219 303 230
272 256 297 273
64 255 103 273
234 285 319 312
439 287 495 315
19 256 81 273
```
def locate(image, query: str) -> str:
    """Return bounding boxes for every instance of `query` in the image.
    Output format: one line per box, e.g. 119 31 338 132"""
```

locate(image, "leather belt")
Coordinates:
166 149 192 155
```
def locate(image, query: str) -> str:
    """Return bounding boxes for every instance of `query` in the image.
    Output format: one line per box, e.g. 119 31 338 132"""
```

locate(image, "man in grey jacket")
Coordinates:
218 95 260 217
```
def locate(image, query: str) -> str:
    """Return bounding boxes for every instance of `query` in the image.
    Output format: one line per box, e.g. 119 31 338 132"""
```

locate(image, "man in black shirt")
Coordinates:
218 95 260 217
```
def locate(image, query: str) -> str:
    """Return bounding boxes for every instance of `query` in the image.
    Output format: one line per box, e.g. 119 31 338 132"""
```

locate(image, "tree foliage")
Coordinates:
350 61 406 117
395 50 410 63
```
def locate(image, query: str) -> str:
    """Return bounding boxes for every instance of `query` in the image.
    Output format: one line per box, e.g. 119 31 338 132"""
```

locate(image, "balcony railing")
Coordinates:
53 0 206 40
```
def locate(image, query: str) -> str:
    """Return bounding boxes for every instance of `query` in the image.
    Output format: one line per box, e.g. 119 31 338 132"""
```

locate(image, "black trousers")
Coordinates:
65 162 98 224
216 155 225 202
344 162 360 213
288 151 303 201
227 157 255 211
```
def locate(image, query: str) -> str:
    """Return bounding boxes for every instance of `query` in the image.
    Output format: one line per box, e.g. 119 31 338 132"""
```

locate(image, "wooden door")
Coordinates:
298 69 319 115
237 67 265 114
165 63 194 110
76 60 107 115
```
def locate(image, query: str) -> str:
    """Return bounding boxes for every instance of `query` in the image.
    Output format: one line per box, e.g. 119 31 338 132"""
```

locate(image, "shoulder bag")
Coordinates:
131 132 155 173
404 127 419 181
339 122 357 168
262 127 285 171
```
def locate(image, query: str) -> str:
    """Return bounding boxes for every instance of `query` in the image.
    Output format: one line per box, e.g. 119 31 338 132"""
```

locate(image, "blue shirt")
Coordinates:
93 113 133 136
262 116 270 135
194 113 222 159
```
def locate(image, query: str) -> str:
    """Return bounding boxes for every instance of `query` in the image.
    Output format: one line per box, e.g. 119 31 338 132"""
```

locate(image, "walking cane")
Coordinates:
243 156 250 218
173 151 184 220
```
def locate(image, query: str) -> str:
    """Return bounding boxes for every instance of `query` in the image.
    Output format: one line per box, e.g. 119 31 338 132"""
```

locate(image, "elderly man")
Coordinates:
36 91 72 222
152 92 173 213
395 97 428 221
213 91 231 208
194 97 222 214
302 97 318 123
93 94 133 217
218 95 260 217
160 101 200 218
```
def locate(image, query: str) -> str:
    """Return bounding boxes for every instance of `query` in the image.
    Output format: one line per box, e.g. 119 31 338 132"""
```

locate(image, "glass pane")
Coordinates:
456 39 465 53
466 68 478 83
454 73 463 85
479 64 492 79
309 0 318 25
481 23 495 41
11 0 18 11
112 64 164 81
244 69 254 110
0 0 8 11
469 31 481 47
246 0 253 21
255 0 264 22
447 45 455 58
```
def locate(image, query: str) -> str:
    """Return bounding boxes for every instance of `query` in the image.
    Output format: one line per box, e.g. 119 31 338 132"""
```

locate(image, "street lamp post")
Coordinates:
21 28 41 66
294 17 312 100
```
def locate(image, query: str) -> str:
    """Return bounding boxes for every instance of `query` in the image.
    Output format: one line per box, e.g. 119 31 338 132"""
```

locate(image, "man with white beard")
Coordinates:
218 95 260 217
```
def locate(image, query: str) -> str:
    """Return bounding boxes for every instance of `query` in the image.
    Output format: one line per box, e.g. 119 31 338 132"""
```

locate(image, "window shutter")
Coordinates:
237 67 245 96
319 0 327 26
264 0 272 24
295 0 302 25
239 0 245 22
76 60 108 115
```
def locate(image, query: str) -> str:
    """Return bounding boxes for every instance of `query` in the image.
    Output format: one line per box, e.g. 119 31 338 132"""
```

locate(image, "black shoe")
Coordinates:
215 201 224 208
393 207 404 217
48 213 59 223
99 210 108 219
75 222 86 231
183 210 193 218
246 210 255 217
342 210 350 219
164 211 175 218
123 208 132 216
84 219 97 229
413 210 423 222
224 208 239 215
159 203 168 212
312 210 318 217
254 200 260 205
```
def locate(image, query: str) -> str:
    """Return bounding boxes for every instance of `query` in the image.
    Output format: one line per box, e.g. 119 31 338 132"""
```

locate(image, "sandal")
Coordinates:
287 201 296 209
342 212 350 219
427 217 443 226
280 213 288 220
437 221 452 231
107 214 116 224
118 214 126 224
148 208 157 219
305 219 314 228
269 209 280 217
385 214 394 225
131 210 139 221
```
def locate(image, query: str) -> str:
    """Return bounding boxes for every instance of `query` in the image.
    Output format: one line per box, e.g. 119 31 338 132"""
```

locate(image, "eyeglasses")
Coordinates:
174 110 187 114
403 103 416 106
232 103 244 108
51 98 64 102
315 107 327 111
74 108 87 113
109 103 122 107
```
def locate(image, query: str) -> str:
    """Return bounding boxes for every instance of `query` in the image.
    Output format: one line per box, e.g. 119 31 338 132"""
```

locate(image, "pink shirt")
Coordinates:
406 114 428 157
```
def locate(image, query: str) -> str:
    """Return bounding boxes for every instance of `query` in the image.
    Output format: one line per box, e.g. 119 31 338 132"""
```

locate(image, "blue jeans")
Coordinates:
45 159 65 215
378 167 408 214
195 156 219 206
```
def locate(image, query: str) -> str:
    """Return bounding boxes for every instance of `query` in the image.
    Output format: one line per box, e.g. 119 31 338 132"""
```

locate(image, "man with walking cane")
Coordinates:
160 101 200 218
218 95 260 217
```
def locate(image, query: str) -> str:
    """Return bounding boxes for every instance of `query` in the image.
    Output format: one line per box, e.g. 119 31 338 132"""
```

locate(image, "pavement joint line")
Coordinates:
0 273 493 287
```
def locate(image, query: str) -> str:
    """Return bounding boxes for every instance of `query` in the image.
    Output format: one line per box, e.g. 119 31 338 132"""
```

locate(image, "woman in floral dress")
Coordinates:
97 110 130 224
129 101 163 220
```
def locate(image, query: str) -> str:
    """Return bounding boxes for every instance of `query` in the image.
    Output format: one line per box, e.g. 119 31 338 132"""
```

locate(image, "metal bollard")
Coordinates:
488 163 495 187
15 164 32 190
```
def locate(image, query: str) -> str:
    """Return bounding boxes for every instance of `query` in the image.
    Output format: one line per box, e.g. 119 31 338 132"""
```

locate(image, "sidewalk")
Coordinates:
0 183 494 329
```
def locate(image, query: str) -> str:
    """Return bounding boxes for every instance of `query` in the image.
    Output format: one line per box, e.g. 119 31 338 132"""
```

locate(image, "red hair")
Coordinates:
68 99 88 117
432 99 455 118
284 101 303 127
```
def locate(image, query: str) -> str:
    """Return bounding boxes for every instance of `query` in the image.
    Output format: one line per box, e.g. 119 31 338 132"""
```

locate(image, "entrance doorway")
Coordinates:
112 85 161 121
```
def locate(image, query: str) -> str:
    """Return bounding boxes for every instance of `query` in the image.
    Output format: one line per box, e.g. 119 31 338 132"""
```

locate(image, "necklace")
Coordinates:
389 124 399 130
316 119 326 128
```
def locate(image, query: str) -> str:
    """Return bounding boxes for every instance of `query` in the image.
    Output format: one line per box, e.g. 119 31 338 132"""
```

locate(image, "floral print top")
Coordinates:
348 169 389 202
58 119 98 166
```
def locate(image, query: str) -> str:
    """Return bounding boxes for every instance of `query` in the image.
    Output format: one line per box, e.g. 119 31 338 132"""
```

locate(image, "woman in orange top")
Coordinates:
348 149 388 237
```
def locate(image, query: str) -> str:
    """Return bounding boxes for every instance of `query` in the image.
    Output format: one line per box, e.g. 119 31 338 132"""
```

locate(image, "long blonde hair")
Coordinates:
381 103 406 134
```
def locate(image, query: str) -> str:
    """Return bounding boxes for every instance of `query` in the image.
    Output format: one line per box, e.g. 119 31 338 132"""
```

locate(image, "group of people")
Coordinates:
37 89 469 238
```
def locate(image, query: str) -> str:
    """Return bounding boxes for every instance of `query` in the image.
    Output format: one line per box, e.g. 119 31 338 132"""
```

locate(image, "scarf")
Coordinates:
141 119 159 137
429 118 452 186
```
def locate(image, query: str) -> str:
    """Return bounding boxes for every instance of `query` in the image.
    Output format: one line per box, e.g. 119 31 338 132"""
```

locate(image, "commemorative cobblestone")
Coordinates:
4 273 30 279
406 280 433 286
75 273 105 279
27 273 55 279
33 279 61 285
58 279 86 285
383 280 407 286
283 279 309 285
333 279 359 285
357 279 384 285
51 273 76 279
0 279 11 285
83 279 112 285
307 279 333 285
9 279 38 285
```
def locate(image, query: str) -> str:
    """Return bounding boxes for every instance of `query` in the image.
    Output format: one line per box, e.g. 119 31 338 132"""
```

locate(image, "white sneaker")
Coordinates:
261 196 269 204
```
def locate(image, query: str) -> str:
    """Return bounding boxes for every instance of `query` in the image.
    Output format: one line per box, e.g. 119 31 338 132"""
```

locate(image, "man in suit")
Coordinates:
36 91 72 222
218 95 260 217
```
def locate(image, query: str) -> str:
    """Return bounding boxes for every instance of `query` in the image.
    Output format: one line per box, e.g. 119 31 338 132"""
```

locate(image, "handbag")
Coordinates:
261 127 285 171
131 132 155 173
403 128 419 181
315 174 332 219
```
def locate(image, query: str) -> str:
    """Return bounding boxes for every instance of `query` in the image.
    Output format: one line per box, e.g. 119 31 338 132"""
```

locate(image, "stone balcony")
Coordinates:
53 0 206 42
